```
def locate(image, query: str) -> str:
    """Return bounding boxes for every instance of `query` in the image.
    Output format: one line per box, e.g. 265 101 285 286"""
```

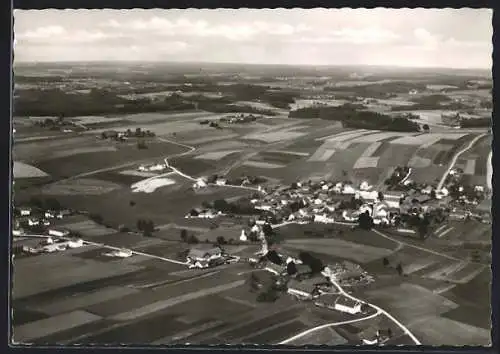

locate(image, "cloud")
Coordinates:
16 25 125 45
413 28 440 49
288 27 400 45
18 25 66 39
101 17 310 41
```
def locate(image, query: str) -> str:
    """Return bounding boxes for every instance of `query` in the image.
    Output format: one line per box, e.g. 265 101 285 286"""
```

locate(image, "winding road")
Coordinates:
279 310 382 345
436 133 488 191
272 222 422 345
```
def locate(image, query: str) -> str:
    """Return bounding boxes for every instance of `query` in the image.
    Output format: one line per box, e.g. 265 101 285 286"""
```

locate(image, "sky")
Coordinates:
13 8 492 69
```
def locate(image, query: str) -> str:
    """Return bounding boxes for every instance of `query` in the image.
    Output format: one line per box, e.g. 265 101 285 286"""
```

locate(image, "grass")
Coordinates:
283 238 392 264
41 178 123 196
407 315 490 346
243 160 286 169
194 150 242 160
256 151 305 165
35 140 185 180
364 283 458 324
13 310 102 343
353 157 380 169
169 156 215 177
244 130 306 143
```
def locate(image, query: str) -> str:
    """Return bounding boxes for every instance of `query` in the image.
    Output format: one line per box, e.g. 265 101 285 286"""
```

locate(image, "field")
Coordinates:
131 176 177 193
33 140 186 180
283 238 393 264
12 245 313 345
13 161 49 179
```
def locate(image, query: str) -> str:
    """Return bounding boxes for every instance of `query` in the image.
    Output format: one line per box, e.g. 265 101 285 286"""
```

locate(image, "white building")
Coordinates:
48 229 70 237
193 178 208 189
342 210 359 222
334 297 362 314
105 249 133 258
215 178 227 186
359 190 378 201
240 230 248 242
20 208 31 216
28 218 40 226
12 229 24 237
314 214 335 224
67 239 84 248
474 185 485 193
359 181 373 191
187 246 223 263
342 185 356 195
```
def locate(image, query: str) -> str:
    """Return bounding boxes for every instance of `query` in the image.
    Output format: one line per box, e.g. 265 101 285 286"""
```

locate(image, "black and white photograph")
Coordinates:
11 8 492 346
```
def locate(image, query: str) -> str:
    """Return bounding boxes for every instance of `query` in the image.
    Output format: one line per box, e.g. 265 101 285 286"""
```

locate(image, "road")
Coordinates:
328 274 421 345
279 310 382 345
436 133 488 190
271 221 421 344
20 233 189 266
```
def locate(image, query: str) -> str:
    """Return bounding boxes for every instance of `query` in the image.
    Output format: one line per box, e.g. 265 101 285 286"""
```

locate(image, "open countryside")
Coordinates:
11 8 492 347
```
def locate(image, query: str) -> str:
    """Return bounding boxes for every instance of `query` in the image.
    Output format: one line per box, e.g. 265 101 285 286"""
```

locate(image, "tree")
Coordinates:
248 273 261 292
137 140 148 149
213 199 230 213
44 197 62 211
126 128 132 137
135 127 142 137
201 201 212 209
262 223 274 237
89 213 103 224
378 192 385 201
129 200 136 207
188 235 199 244
101 132 108 140
189 209 199 217
358 211 374 230
180 229 188 242
422 124 430 132
396 263 404 276
286 261 298 276
29 197 43 209
137 219 145 231
216 236 226 245
298 251 324 275
382 257 389 267
256 287 279 303
266 250 283 265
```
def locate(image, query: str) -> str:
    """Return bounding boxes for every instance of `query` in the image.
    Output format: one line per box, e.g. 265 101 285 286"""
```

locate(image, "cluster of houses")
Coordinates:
248 179 395 226
185 245 240 269
11 206 83 256
13 236 84 256
192 175 261 190
137 162 169 173
249 250 376 318
12 207 73 237
219 114 259 124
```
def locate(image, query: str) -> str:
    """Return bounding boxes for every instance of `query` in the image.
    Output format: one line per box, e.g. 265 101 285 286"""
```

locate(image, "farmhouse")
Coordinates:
264 262 286 275
215 178 227 186
287 276 325 300
333 296 363 314
19 208 32 216
48 228 70 237
187 245 223 264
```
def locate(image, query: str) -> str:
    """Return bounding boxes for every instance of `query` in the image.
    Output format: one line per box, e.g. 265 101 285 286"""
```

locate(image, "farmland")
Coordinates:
12 60 492 346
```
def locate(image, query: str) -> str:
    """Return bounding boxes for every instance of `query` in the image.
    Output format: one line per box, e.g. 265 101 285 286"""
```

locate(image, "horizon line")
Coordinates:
13 59 491 72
